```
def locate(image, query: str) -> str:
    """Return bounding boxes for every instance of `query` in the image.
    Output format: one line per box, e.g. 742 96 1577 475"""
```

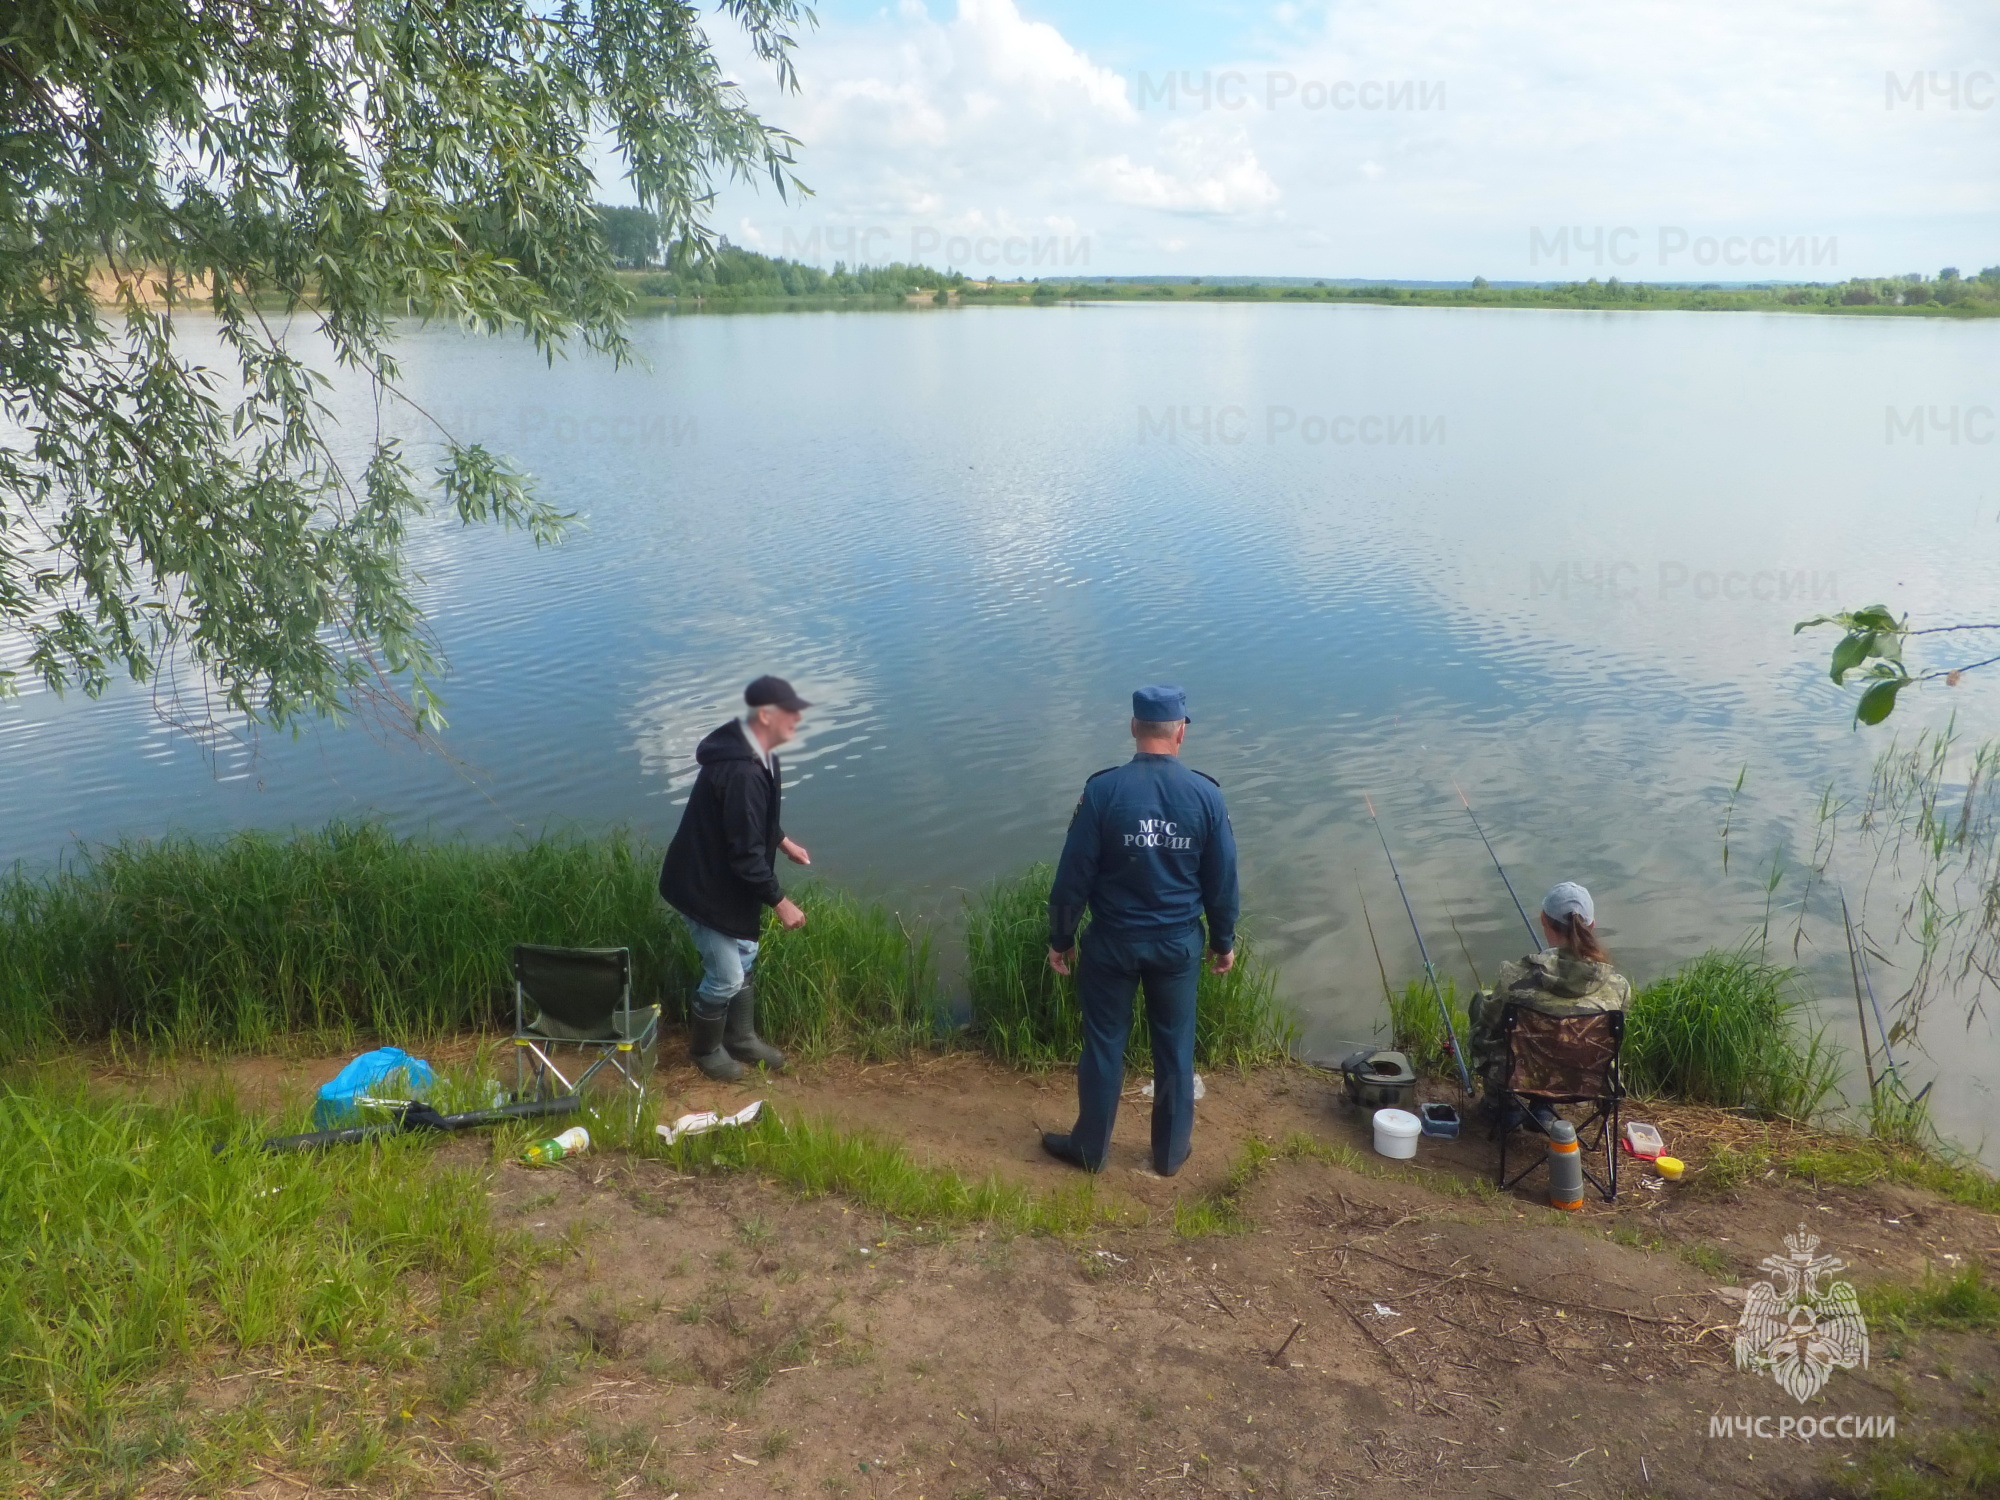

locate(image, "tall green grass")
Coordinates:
0 824 690 1055
0 1072 522 1476
753 888 942 1058
1387 975 1470 1079
0 825 946 1060
1624 948 1842 1119
647 1106 1111 1235
962 864 1296 1069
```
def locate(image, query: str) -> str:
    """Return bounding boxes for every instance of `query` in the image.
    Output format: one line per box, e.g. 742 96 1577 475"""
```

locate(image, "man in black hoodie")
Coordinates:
659 676 812 1079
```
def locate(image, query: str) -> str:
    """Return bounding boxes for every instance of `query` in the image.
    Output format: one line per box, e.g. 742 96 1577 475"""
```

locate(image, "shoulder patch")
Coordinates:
1190 768 1221 787
1084 765 1120 784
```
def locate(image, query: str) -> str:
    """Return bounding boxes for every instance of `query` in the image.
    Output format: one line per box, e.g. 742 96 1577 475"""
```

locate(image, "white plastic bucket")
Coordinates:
1372 1107 1422 1160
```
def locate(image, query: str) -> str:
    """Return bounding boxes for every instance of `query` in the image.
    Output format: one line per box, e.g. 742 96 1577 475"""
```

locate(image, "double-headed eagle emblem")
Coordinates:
1731 1224 1869 1403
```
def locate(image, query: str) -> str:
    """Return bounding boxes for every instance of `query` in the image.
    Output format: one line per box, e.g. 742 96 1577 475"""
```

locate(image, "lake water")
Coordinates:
4 302 1997 1154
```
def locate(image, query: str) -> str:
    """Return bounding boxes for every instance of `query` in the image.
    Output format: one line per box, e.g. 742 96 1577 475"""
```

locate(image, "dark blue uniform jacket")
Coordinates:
1048 753 1239 953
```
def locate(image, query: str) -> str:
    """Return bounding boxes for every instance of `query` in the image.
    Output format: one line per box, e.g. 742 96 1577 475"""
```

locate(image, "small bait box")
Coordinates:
1622 1121 1665 1160
1419 1102 1460 1139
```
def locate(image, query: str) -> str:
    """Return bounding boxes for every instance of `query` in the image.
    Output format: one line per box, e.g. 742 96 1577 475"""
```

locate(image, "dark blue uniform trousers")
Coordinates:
1069 924 1202 1175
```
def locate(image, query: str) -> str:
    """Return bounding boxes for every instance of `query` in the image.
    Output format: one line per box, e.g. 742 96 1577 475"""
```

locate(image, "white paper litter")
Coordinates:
1140 1074 1205 1100
657 1099 765 1145
1370 1303 1397 1317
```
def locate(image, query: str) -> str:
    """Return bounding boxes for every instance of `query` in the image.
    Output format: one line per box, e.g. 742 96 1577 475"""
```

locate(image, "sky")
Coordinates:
639 0 2000 281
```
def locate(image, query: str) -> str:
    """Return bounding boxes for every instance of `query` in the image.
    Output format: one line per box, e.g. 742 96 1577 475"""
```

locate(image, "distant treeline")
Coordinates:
592 207 1998 315
629 246 965 301
964 266 2000 316
593 206 963 300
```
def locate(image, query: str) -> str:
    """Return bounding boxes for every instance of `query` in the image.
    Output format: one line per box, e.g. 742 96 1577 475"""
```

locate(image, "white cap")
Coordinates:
1541 881 1594 926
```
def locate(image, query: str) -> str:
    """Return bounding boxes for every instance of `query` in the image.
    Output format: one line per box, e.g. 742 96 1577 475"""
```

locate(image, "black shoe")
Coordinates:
722 980 785 1070
689 1010 745 1082
1041 1132 1099 1172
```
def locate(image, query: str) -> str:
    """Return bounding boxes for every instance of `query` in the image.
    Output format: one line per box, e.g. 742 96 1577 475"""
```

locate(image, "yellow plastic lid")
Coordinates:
1655 1156 1685 1179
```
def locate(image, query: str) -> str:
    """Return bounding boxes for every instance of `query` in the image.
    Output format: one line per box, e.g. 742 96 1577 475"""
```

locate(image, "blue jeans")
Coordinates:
681 914 758 1019
1068 923 1203 1175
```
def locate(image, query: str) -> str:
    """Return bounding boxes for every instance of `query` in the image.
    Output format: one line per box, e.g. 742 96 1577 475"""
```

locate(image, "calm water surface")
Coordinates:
4 303 1996 1153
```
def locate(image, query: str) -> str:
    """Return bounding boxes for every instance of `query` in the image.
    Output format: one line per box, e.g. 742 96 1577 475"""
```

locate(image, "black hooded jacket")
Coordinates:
659 721 786 940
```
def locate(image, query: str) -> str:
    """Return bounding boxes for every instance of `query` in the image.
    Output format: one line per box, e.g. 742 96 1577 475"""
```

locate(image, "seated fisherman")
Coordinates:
1466 881 1631 1113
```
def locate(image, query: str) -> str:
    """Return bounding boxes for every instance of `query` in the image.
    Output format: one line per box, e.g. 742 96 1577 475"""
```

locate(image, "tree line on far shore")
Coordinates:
593 208 2000 317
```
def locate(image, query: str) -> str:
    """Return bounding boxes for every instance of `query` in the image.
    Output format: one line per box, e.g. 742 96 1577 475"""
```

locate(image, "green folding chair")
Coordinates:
512 945 658 1106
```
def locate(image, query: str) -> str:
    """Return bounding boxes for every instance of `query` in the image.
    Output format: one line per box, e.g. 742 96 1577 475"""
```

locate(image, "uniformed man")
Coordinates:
1041 685 1239 1177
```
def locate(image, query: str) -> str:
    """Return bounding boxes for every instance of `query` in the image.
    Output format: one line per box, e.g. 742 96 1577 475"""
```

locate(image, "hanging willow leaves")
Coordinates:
1795 605 2000 728
1 0 810 735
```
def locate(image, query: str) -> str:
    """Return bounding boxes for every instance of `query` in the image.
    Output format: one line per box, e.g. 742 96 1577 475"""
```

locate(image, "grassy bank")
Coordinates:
0 1071 534 1491
0 827 1289 1069
963 864 1296 1069
0 825 689 1055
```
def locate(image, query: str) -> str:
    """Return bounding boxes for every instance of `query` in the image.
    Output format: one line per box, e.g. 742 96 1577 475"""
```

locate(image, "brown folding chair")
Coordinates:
1494 1002 1625 1202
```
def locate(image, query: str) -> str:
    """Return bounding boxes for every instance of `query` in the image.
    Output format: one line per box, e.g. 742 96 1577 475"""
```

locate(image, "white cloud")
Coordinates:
695 0 1999 276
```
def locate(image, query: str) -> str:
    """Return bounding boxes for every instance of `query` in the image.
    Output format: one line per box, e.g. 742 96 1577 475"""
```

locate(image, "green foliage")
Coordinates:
962 864 1296 1070
0 1073 523 1470
2 0 807 732
1387 974 1470 1080
596 205 665 268
0 824 694 1056
1795 605 1920 725
0 825 945 1059
1860 1264 2000 1335
753 887 943 1059
963 272 2000 316
1624 949 1841 1118
1781 1140 2000 1215
1172 1132 1344 1238
648 1107 1110 1236
1839 1416 2000 1500
628 244 963 301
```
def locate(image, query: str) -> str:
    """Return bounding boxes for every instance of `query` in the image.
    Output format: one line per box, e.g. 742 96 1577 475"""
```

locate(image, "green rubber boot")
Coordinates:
723 981 786 1070
689 1008 745 1081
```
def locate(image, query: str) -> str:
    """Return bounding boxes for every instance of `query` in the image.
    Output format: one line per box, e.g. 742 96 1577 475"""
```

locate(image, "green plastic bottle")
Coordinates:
522 1125 589 1165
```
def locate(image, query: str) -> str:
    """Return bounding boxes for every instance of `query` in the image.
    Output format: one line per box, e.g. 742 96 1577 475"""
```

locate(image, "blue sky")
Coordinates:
655 0 2000 280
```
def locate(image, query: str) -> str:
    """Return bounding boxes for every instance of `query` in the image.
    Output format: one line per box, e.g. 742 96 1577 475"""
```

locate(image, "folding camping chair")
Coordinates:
1493 1002 1625 1202
512 945 658 1108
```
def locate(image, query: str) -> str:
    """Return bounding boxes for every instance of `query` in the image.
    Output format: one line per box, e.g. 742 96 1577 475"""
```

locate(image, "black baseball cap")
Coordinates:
745 675 811 712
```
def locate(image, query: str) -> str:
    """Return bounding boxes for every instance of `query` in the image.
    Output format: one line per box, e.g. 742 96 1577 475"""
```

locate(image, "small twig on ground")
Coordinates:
1266 1319 1304 1365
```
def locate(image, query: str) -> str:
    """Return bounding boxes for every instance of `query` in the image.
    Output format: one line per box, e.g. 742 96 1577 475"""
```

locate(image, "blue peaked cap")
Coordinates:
1133 684 1191 723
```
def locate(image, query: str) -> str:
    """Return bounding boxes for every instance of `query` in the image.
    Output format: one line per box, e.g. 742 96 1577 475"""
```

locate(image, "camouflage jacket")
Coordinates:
1487 949 1632 1015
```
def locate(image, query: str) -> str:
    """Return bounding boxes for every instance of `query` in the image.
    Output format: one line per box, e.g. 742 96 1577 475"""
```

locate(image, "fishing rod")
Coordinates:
1364 793 1475 1095
256 1093 582 1153
1453 780 1540 951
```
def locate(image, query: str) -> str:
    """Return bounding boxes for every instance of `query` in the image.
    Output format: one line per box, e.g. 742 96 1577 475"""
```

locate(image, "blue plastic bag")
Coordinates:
312 1047 438 1130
